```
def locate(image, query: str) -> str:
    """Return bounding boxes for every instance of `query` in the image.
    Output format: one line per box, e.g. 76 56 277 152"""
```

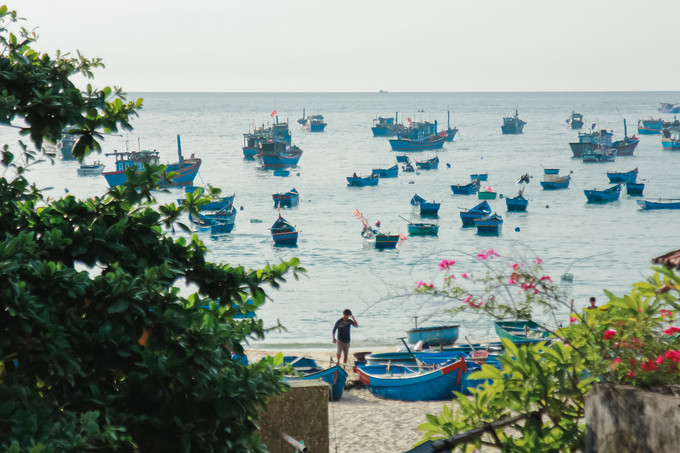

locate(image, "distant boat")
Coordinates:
178 191 235 212
637 118 669 135
540 170 571 190
371 164 399 178
347 174 379 186
659 102 680 114
451 179 481 195
58 132 78 160
569 129 613 157
410 193 441 217
501 108 526 134
379 89 388 93
506 193 528 212
415 156 439 170
444 110 458 142
470 173 488 181
271 214 299 246
103 134 201 187
459 200 491 227
389 121 446 151
474 212 503 235
77 161 105 176
495 320 551 345
299 110 327 132
606 168 638 183
626 181 645 196
272 188 299 207
190 205 237 234
402 162 415 172
355 209 404 249
584 184 621 203
661 126 680 151
637 198 680 210
372 113 406 137
406 221 439 235
566 111 584 129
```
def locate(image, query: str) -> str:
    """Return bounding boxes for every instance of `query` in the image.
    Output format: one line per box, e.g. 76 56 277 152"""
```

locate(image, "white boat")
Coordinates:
77 161 105 176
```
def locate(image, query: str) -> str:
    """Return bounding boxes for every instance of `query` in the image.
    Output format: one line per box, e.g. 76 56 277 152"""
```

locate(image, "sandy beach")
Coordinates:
247 347 457 453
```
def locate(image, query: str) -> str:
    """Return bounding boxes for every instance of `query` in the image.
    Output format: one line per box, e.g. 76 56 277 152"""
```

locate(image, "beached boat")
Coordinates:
103 135 201 187
494 320 550 345
406 222 439 235
372 114 406 137
566 111 584 129
77 161 105 176
347 174 379 186
365 351 466 367
410 193 441 217
540 170 571 190
284 364 348 401
190 205 237 234
661 126 680 151
272 188 299 207
501 108 526 134
626 181 645 196
371 164 399 178
271 214 298 246
407 325 460 346
389 121 446 151
606 168 638 183
659 102 680 114
475 212 503 235
459 200 491 227
582 146 616 163
357 359 468 401
584 184 621 203
637 199 680 210
569 129 613 157
451 180 481 195
415 156 439 170
506 193 528 212
58 132 78 160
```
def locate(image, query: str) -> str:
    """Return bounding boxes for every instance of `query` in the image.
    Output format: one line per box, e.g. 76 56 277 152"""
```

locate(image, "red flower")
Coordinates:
569 316 578 323
533 257 543 264
641 360 658 371
539 276 553 283
627 371 634 378
664 326 680 336
655 356 665 365
603 330 617 340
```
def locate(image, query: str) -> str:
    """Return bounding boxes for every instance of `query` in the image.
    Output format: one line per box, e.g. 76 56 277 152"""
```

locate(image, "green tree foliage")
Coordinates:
0 7 301 451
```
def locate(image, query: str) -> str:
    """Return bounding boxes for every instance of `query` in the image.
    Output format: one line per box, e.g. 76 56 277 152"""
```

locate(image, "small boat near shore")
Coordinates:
284 364 348 401
406 324 460 346
495 320 551 345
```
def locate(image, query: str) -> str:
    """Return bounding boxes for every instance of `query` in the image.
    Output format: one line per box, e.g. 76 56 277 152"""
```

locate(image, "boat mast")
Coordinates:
177 134 183 164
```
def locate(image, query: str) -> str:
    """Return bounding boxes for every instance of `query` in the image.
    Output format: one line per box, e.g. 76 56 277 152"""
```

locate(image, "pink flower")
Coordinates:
611 357 621 369
511 263 521 270
533 257 543 265
462 273 469 279
627 371 634 378
476 249 500 260
416 281 432 289
603 330 617 340
655 356 665 365
462 295 473 304
539 276 553 283
660 309 674 318
508 278 517 285
664 326 680 336
438 259 456 270
569 316 578 323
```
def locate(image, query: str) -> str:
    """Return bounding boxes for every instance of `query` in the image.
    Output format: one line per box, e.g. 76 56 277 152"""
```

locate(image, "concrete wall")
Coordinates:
586 383 680 453
258 380 329 453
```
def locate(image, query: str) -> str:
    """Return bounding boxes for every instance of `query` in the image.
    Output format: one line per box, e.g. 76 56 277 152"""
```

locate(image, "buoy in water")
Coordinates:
515 227 520 232
545 205 550 208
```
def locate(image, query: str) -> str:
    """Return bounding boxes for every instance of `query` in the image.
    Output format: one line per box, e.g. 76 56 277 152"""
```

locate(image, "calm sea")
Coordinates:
4 91 679 349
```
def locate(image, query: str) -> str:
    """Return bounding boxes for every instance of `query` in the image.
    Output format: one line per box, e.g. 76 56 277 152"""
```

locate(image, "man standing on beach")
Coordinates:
333 309 358 365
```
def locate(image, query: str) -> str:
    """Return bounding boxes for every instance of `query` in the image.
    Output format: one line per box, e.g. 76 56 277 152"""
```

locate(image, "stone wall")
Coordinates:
258 380 329 453
585 383 680 453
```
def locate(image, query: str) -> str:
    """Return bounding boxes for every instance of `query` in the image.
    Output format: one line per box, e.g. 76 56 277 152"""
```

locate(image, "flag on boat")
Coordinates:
271 110 277 118
407 117 412 126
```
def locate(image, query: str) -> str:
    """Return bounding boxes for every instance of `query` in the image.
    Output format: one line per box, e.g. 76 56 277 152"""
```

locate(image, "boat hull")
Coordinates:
347 176 379 186
388 136 446 151
584 185 621 203
407 223 439 235
478 191 497 200
612 139 639 157
284 365 347 401
661 138 680 151
273 231 298 246
495 320 550 344
606 169 638 183
451 183 480 195
407 325 460 346
506 196 528 212
103 158 201 188
374 234 400 249
626 182 645 196
637 199 680 210
371 165 399 178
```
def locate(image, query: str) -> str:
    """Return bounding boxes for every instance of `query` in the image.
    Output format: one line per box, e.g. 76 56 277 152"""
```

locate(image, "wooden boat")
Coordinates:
415 156 439 170
477 189 497 200
406 222 439 236
365 351 466 367
501 108 526 134
584 184 621 203
459 200 491 227
371 164 399 178
474 212 503 235
357 359 467 401
506 193 528 212
77 161 105 176
637 198 680 210
606 168 638 183
347 174 379 186
407 325 460 346
626 181 645 196
451 179 481 195
103 135 201 187
566 111 584 129
190 205 237 234
410 194 441 217
494 320 550 345
271 214 298 245
272 188 299 207
540 173 571 190
470 173 488 181
284 364 348 401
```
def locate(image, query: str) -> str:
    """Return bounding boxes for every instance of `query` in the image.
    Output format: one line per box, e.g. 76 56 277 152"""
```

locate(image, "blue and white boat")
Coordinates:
459 200 491 227
451 180 481 195
77 161 105 176
637 118 667 135
371 164 399 178
389 121 446 151
659 102 680 114
606 168 638 183
272 188 299 207
469 173 488 181
584 184 621 203
190 205 237 234
410 193 441 217
178 190 235 212
637 198 680 210
357 359 468 401
501 108 526 134
582 146 616 163
540 170 571 190
299 110 327 132
661 126 680 151
395 155 410 163
347 174 379 186
406 221 439 236
474 212 503 235
372 113 406 137
566 111 584 129
495 320 551 345
569 129 613 157
58 132 78 160
415 156 439 170
103 134 201 187
365 351 466 367
284 364 348 401
271 214 298 246
259 141 303 169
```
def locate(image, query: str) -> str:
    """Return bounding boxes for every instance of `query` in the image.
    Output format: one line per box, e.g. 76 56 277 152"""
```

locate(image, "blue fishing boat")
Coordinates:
636 198 680 210
566 111 584 129
347 174 379 186
637 118 667 135
410 194 441 217
494 320 551 345
190 205 237 234
606 168 638 183
626 181 645 196
284 365 348 401
372 113 406 137
371 164 399 178
659 102 680 114
271 214 298 246
459 200 491 227
470 173 488 181
282 356 319 370
474 212 503 235
395 155 410 163
584 184 621 203
451 180 481 195
389 121 446 151
103 135 201 187
242 125 270 158
661 126 680 151
544 168 559 175
540 172 570 190
506 193 528 212
272 188 299 207
368 233 401 249
402 162 414 172
357 359 468 401
501 108 526 134
407 325 460 346
178 191 235 211
259 142 303 169
415 156 439 170
365 351 466 367
273 169 290 177
478 189 497 200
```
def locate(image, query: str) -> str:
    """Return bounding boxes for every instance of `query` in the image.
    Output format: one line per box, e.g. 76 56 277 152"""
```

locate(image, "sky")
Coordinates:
12 0 680 92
